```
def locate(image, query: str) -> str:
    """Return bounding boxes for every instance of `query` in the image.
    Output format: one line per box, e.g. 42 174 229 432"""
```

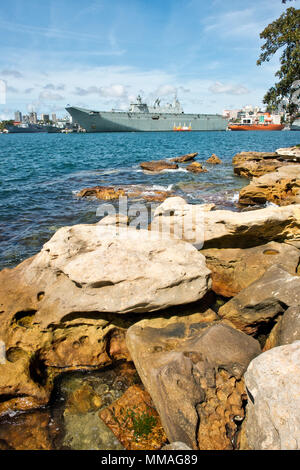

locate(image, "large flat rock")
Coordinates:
151 199 300 248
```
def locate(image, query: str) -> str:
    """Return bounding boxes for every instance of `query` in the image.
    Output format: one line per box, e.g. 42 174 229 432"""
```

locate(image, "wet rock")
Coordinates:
151 199 300 248
206 154 222 164
0 411 58 450
186 162 208 173
77 186 126 200
99 385 168 450
64 383 103 415
126 318 261 449
244 341 300 450
170 152 198 163
201 241 300 297
140 160 178 172
239 165 300 206
218 265 300 336
63 411 124 450
78 185 172 203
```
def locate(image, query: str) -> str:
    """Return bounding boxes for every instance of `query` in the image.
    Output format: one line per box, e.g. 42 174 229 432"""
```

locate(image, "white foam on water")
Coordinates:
229 192 239 203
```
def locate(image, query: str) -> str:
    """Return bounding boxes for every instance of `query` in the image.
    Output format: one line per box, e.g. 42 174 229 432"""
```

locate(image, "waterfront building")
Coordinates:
29 112 38 124
14 111 22 123
41 114 50 123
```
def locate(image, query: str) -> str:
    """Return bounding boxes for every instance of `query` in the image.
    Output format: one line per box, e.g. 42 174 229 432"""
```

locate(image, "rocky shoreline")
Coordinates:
0 146 299 450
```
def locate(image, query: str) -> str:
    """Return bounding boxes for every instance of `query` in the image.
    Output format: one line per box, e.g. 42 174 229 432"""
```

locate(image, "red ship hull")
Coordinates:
228 124 284 131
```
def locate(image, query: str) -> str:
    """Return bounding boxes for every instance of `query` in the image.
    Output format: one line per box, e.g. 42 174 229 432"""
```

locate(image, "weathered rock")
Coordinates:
264 306 300 351
99 385 168 450
244 341 300 450
276 146 300 161
24 225 211 322
77 186 126 200
126 318 261 449
0 225 211 415
186 162 208 173
206 154 222 164
170 152 198 163
233 151 283 179
202 241 300 297
64 383 103 415
78 185 172 203
140 160 178 172
151 199 300 248
0 410 59 450
97 214 130 227
219 266 300 336
153 196 214 218
239 165 300 206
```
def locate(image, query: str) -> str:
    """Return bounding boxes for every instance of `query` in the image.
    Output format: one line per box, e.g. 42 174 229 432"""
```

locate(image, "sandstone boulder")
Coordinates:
126 318 261 449
264 306 300 351
206 154 222 164
275 146 300 161
218 265 300 336
239 165 300 206
232 151 298 179
24 225 211 323
170 152 198 163
244 341 300 450
140 160 178 172
186 162 208 173
77 186 126 200
151 199 300 248
201 241 300 297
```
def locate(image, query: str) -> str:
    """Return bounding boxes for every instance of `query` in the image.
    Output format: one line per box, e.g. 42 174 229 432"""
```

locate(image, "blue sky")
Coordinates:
0 0 292 118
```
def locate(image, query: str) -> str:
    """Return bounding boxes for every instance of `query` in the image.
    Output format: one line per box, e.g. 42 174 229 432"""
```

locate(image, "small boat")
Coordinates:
173 122 192 131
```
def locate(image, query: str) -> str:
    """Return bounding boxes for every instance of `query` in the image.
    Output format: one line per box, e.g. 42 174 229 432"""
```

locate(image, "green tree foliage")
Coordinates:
257 7 300 122
0 120 14 131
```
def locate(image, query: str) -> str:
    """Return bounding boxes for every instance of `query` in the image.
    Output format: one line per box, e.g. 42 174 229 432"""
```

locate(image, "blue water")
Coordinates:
0 131 299 269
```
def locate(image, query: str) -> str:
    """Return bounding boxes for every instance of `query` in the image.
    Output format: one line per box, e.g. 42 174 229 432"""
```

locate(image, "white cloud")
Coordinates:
1 69 23 78
39 91 64 101
209 81 250 95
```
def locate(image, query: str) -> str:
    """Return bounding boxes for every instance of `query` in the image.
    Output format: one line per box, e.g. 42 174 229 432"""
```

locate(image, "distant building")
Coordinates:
14 111 22 123
29 112 37 124
51 113 57 123
41 114 50 123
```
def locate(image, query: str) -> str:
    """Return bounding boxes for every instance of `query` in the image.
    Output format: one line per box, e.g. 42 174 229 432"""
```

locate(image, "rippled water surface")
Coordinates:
0 130 299 269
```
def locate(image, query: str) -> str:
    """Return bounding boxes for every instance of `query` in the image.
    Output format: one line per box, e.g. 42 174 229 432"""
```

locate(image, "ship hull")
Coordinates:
66 107 228 132
228 124 284 131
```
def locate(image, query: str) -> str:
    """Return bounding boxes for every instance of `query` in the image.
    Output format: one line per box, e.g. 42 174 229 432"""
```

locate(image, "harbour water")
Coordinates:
0 130 299 270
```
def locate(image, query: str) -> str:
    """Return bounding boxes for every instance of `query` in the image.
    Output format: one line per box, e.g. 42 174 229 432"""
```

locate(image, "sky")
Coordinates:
0 0 294 119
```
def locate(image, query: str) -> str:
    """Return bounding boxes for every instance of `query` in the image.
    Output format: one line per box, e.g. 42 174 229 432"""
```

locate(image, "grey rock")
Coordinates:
244 341 300 450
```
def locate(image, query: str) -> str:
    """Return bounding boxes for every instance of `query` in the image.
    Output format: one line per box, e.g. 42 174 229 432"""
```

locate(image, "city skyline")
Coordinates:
0 0 290 119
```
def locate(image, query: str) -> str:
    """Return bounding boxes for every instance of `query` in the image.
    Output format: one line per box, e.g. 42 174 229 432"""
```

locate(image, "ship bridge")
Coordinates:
129 94 184 114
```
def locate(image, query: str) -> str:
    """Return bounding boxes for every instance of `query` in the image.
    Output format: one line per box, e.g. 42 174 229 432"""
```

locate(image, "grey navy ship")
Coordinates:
66 95 228 132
